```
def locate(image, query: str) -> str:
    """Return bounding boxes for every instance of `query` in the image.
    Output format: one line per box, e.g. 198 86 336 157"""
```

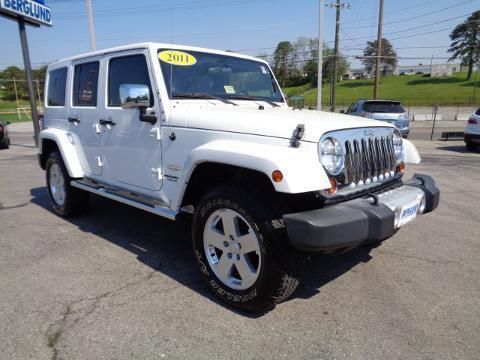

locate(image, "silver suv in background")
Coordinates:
464 107 480 151
345 99 410 138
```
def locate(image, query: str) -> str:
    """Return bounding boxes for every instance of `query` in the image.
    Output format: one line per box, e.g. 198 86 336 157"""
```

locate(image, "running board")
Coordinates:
70 180 177 221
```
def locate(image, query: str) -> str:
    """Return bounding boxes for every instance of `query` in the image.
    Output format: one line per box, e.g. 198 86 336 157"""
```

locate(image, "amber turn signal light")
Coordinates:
328 177 338 194
272 170 283 183
396 161 405 174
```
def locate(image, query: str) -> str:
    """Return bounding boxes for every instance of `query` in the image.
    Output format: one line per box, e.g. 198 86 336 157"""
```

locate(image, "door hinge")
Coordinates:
151 167 163 181
96 156 103 167
150 127 161 141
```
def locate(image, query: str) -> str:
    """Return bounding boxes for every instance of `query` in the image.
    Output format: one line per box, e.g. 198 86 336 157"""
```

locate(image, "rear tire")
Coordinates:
45 151 89 217
192 185 303 313
466 142 478 152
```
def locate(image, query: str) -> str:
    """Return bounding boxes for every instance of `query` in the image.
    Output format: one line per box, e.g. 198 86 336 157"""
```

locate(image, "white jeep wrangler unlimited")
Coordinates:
38 43 439 312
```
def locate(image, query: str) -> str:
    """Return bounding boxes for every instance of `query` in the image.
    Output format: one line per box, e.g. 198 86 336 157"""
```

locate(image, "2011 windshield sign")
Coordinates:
0 0 52 26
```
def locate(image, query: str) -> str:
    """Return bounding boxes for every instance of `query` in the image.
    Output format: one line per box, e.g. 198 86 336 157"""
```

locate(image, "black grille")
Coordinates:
344 136 397 185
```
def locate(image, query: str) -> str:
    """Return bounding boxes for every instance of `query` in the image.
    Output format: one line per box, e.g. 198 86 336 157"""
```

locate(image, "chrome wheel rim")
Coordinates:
49 163 66 206
203 208 262 291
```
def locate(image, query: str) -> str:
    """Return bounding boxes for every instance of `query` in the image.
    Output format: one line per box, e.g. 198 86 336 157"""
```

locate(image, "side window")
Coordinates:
108 55 152 107
475 108 480 116
73 62 99 107
351 103 358 113
47 67 67 107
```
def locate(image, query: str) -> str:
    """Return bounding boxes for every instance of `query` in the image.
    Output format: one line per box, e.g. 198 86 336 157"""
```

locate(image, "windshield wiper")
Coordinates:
173 92 238 106
227 95 280 107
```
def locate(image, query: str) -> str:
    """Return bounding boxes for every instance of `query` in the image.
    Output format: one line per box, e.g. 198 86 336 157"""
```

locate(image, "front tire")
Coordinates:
45 151 89 216
192 186 303 313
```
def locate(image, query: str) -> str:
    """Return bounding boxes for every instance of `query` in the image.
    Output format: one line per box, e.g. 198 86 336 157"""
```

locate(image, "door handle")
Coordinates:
99 119 116 126
68 116 80 123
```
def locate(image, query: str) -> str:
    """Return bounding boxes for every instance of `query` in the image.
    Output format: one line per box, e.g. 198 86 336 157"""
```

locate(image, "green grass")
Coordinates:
0 113 32 123
284 72 480 107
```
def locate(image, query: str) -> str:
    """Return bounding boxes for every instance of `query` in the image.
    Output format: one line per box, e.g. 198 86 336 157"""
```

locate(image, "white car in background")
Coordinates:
465 107 480 151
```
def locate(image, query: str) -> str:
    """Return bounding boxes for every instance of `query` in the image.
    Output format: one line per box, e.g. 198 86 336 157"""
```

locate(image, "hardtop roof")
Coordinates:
47 42 267 67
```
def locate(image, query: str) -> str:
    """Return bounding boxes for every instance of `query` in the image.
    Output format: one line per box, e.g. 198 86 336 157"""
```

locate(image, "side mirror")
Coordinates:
119 84 156 124
120 84 150 109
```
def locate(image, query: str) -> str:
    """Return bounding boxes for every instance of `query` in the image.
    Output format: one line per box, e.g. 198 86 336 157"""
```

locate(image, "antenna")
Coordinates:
169 8 173 111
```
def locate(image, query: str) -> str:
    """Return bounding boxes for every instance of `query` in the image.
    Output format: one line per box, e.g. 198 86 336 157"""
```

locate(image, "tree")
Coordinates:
0 66 26 100
362 38 397 76
273 41 295 86
303 41 349 85
448 10 480 80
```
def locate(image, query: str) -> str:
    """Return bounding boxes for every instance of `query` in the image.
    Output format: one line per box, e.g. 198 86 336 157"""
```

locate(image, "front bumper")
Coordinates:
283 174 440 252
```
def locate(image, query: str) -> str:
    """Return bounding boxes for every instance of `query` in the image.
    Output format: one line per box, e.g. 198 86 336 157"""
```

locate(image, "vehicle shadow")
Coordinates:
436 145 480 154
30 186 374 316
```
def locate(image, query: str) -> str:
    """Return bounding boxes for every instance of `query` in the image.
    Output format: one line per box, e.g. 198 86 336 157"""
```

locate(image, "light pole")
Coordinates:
317 0 324 111
326 1 350 112
85 0 96 51
373 0 384 99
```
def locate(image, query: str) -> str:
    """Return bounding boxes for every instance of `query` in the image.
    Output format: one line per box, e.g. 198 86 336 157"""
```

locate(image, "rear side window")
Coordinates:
73 62 99 107
108 55 152 107
47 68 67 106
363 101 405 113
475 108 480 116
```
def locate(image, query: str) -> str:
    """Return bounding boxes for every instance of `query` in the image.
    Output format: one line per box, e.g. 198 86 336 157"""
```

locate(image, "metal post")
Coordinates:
331 0 341 112
373 0 384 99
18 18 40 146
473 66 478 104
35 80 42 107
13 77 19 107
430 105 438 141
85 0 96 51
317 0 324 111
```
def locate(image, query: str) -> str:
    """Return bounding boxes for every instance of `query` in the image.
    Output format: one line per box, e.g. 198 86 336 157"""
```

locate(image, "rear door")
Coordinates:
68 57 103 176
100 51 163 191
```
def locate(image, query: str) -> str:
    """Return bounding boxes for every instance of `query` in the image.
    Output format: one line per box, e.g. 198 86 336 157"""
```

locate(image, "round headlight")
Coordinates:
393 130 403 160
320 137 344 176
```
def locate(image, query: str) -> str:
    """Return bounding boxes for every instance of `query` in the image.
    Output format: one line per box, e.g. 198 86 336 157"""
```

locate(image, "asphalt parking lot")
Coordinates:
1 124 479 360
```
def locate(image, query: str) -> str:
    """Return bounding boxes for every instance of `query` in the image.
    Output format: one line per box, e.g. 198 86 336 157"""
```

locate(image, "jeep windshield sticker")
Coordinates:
158 50 197 66
224 85 235 94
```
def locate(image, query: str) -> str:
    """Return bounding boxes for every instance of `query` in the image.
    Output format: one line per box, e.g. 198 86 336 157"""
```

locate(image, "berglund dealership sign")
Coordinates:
0 0 52 26
0 0 52 146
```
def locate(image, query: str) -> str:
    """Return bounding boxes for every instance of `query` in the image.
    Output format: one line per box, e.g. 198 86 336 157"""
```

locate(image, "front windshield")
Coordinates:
158 49 284 103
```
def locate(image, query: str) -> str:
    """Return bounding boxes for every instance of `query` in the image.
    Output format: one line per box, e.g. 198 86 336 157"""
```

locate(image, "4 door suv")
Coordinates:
345 99 410 138
37 43 439 312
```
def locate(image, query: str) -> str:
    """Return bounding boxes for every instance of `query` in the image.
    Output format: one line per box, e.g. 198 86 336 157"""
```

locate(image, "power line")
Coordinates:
343 0 475 29
382 13 472 36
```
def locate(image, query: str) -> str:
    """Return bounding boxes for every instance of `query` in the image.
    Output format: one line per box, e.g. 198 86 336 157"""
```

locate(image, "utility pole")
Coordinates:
327 1 350 112
373 0 384 99
317 0 324 111
85 0 96 51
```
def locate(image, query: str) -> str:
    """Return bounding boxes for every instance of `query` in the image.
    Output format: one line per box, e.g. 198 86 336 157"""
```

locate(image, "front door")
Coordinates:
100 51 163 192
69 57 103 176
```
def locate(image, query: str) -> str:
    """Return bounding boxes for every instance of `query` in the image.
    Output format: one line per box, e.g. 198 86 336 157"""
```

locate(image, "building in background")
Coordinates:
344 63 462 79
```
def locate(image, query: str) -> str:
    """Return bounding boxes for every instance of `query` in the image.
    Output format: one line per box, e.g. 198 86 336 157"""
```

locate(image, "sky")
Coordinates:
0 0 479 71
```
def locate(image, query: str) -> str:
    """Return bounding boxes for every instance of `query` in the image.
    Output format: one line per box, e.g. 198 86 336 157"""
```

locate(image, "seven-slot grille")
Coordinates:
343 135 397 186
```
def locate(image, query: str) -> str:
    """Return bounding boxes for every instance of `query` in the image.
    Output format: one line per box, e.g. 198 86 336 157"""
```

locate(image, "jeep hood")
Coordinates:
170 105 394 142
